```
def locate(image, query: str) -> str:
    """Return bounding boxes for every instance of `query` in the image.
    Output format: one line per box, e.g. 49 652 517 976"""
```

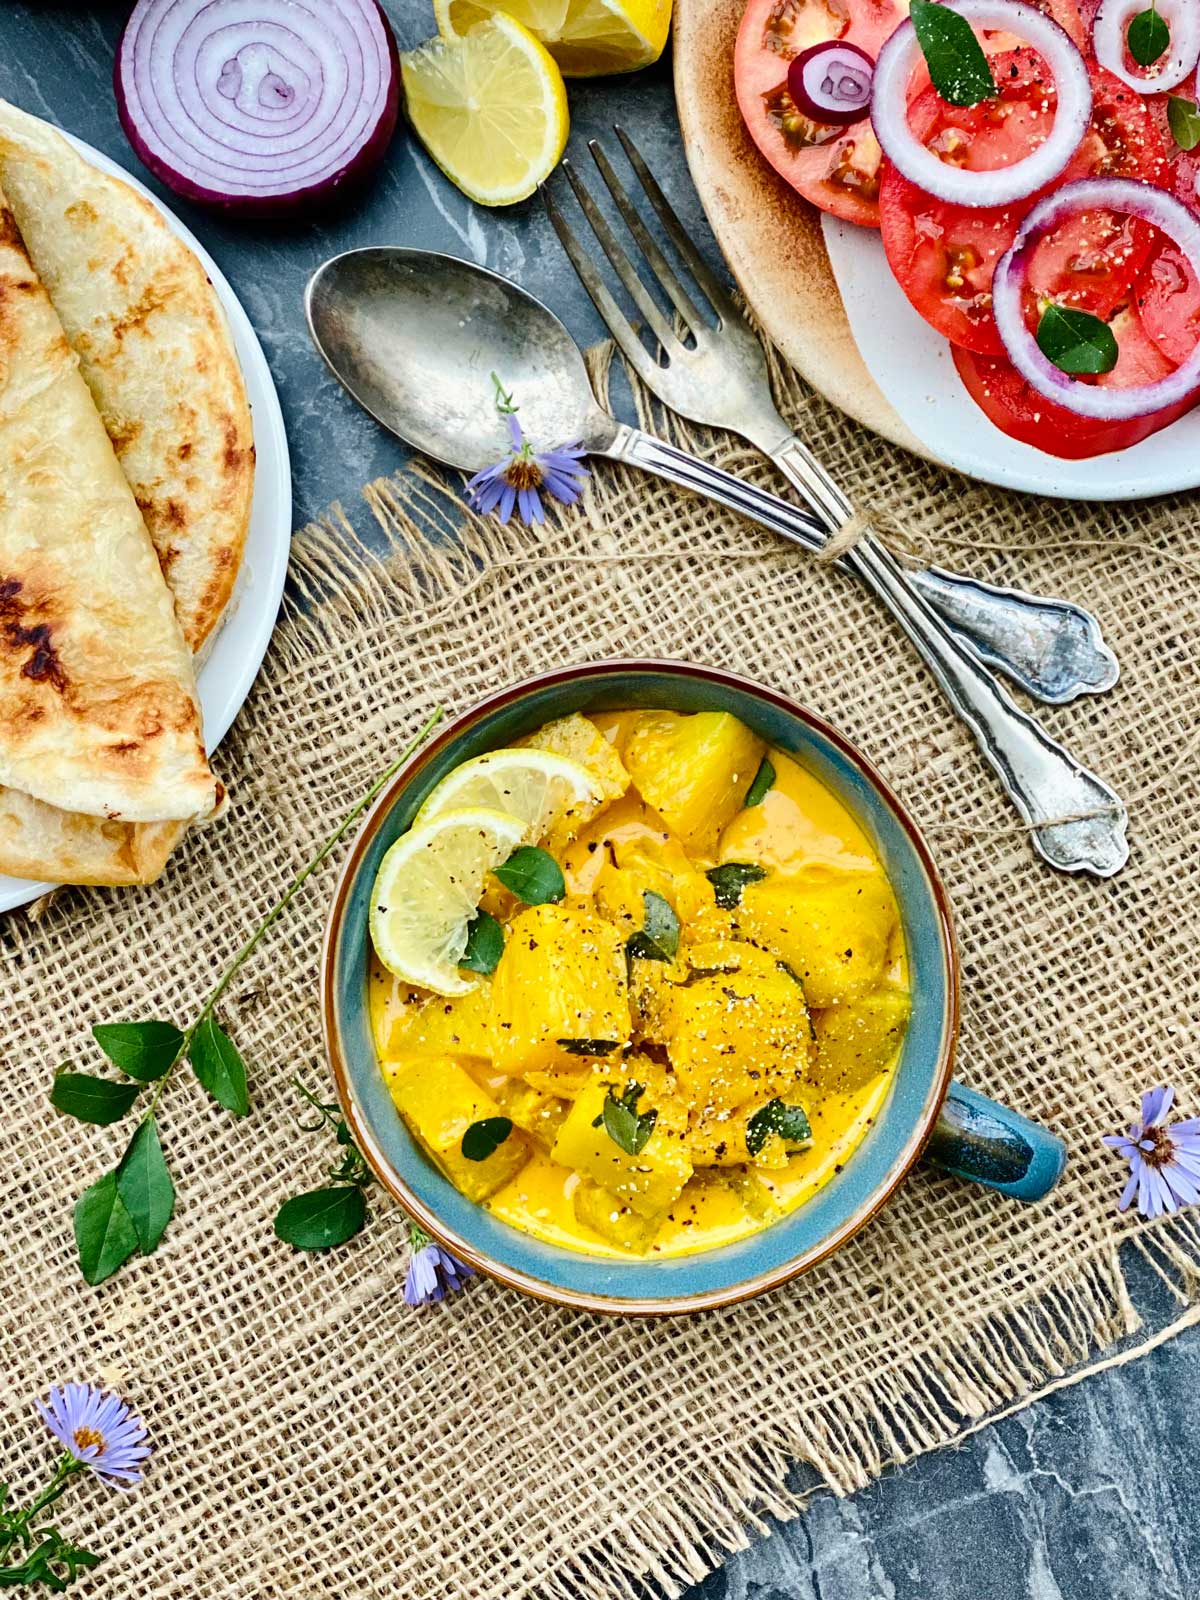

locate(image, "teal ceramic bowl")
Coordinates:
322 661 1061 1316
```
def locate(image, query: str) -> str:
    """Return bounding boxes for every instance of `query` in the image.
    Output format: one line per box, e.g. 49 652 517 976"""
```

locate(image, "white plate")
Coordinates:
823 213 1200 499
0 133 292 914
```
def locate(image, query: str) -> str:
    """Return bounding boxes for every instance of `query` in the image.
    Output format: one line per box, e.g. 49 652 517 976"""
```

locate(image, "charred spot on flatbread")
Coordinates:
0 576 67 693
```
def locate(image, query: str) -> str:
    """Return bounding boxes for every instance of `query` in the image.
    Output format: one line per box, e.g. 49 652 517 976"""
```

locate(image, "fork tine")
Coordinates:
540 180 661 390
613 125 740 323
586 140 706 333
558 158 682 356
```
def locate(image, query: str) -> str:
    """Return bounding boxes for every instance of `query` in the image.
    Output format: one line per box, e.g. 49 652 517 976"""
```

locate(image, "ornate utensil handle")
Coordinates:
604 425 1129 879
768 436 1119 707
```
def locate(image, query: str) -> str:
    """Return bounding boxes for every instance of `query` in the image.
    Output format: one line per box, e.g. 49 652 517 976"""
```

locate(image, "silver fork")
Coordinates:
542 133 1129 879
546 129 1117 710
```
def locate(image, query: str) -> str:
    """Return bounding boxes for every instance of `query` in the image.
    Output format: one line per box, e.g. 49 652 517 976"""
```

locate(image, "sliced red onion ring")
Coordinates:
788 41 875 125
993 177 1200 418
1092 0 1200 93
870 0 1092 207
116 0 400 215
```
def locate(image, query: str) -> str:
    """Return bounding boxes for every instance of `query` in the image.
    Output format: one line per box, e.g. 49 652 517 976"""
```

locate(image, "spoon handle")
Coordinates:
602 425 1128 879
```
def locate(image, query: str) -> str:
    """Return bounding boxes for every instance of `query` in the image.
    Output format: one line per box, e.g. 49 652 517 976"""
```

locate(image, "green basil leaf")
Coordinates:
1035 303 1119 375
910 0 996 106
189 1016 249 1116
705 861 767 910
50 1071 141 1126
744 756 775 808
74 1171 139 1285
493 845 565 905
91 1020 183 1082
274 1186 367 1250
556 1037 622 1056
746 1098 813 1158
461 1116 514 1161
459 909 505 974
1127 5 1169 64
626 889 680 963
116 1116 174 1254
1168 95 1200 151
599 1083 658 1156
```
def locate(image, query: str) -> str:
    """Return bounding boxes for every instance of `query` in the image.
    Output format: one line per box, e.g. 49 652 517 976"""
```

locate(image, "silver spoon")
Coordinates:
305 247 1128 877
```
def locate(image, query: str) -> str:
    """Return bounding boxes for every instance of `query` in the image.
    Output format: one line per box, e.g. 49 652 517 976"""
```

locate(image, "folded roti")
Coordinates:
0 185 219 831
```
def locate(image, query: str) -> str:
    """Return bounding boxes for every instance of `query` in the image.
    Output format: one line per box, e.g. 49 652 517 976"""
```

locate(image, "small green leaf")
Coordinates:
556 1037 622 1056
91 1020 183 1082
460 909 504 974
1035 303 1119 375
493 845 565 905
597 1083 658 1156
744 756 775 808
50 1071 141 1126
461 1116 514 1161
189 1016 249 1116
746 1098 813 1158
1168 95 1200 151
1127 4 1169 65
910 0 996 106
116 1116 174 1254
274 1186 367 1250
705 861 768 910
626 890 680 963
74 1171 139 1285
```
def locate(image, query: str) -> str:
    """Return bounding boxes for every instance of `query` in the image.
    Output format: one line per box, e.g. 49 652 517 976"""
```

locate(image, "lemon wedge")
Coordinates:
369 806 526 994
434 0 672 76
413 748 601 842
400 14 569 206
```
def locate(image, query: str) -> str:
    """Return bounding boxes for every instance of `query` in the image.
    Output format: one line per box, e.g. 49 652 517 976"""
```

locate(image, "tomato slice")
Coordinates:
1135 241 1200 365
879 53 1166 354
734 0 908 227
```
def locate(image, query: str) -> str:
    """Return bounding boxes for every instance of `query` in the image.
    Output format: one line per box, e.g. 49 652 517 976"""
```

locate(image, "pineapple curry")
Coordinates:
369 709 909 1260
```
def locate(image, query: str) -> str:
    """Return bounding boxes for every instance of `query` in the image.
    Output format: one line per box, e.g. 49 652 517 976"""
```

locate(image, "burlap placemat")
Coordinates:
2 345 1199 1600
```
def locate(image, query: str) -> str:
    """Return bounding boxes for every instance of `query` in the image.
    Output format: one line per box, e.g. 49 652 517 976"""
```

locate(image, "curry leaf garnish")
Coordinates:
1168 94 1200 150
626 889 680 963
746 1098 813 1157
705 861 768 910
460 909 504 974
56 708 445 1284
1036 303 1119 375
1128 2 1169 65
557 1037 623 1056
461 1116 514 1162
593 1082 659 1156
744 756 775 808
275 1077 376 1250
910 0 996 106
493 845 565 905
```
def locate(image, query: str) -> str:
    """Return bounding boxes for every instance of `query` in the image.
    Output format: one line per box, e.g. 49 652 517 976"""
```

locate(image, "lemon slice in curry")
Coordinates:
400 14 569 207
413 748 601 843
369 806 526 995
433 0 672 76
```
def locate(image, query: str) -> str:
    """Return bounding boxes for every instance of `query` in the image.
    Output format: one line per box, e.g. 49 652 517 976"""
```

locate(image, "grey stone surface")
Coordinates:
3 7 1197 1597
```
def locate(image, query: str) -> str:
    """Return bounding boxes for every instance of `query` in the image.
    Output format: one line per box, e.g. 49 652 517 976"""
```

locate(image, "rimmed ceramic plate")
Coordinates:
673 0 1200 500
0 131 292 915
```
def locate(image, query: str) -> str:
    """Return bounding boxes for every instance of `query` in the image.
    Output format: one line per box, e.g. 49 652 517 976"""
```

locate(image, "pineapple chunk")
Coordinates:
489 904 631 1080
550 1081 692 1218
810 985 911 1092
384 982 493 1063
390 1057 531 1201
665 953 812 1111
623 711 765 856
686 1103 791 1170
492 1078 570 1153
523 713 631 853
573 1180 664 1253
738 871 898 1009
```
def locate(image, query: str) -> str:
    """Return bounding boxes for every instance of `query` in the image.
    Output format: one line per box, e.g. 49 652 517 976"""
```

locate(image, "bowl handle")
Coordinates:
923 1081 1067 1201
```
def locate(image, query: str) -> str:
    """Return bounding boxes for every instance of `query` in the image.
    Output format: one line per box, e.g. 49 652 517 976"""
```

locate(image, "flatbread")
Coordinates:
0 187 219 831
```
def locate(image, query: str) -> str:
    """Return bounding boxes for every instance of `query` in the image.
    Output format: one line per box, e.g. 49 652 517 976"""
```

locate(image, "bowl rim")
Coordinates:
321 658 960 1316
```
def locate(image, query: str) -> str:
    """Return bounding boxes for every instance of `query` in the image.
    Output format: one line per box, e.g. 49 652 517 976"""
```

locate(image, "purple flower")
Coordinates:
404 1237 474 1306
36 1385 151 1488
1103 1086 1200 1219
465 393 589 527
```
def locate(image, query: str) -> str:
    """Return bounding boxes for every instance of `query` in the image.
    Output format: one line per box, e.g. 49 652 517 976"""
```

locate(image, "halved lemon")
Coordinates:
369 806 526 994
433 0 672 76
400 13 569 206
413 748 601 842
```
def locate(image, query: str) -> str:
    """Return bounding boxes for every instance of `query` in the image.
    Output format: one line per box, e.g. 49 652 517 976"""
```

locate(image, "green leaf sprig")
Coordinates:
274 1078 375 1251
0 1464 99 1592
1168 94 1200 150
1128 1 1169 66
593 1082 658 1156
493 845 565 905
626 889 680 963
705 861 767 910
460 908 505 974
461 1116 513 1162
55 708 445 1285
746 1098 813 1158
910 0 997 107
1035 302 1119 375
743 756 775 808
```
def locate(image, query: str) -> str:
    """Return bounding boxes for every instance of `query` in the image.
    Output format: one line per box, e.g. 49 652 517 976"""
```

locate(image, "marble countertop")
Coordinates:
3 6 1197 1597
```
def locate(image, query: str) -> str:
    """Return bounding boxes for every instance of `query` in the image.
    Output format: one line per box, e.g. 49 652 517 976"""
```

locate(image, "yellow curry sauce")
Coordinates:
370 710 907 1261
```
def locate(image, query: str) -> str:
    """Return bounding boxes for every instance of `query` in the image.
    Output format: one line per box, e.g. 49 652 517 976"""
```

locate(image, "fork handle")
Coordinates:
767 435 1118 707
603 425 1129 879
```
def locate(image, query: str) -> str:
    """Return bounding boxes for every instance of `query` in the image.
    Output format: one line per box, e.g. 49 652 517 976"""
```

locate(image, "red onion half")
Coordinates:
788 41 875 125
1092 0 1200 93
116 0 400 216
993 177 1200 418
870 0 1092 207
